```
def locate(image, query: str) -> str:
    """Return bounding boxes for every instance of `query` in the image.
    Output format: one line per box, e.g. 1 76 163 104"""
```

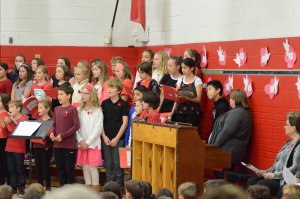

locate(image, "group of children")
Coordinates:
0 48 234 197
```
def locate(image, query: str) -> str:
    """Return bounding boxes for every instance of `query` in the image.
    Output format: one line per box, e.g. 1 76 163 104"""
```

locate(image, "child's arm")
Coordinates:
102 131 111 145
179 85 203 103
110 115 128 147
157 87 164 113
85 110 103 146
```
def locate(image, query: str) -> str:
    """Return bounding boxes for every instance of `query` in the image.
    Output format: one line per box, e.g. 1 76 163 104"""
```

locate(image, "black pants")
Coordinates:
246 176 281 196
0 139 7 185
53 148 76 186
33 148 52 188
6 152 25 190
102 140 124 187
173 113 199 127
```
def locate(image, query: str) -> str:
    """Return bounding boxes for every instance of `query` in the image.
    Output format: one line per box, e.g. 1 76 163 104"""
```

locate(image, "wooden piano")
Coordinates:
132 122 231 196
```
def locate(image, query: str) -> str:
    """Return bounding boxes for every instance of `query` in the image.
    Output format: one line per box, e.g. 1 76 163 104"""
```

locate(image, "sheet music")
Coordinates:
283 167 300 185
12 121 41 136
241 162 265 175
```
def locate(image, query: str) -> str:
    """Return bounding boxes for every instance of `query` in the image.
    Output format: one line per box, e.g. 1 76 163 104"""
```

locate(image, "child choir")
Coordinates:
0 50 205 195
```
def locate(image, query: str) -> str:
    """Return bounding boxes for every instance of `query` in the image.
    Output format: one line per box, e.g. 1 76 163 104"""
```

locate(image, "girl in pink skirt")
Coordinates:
76 84 103 192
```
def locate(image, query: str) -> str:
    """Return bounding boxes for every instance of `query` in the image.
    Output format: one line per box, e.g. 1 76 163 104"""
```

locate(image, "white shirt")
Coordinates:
152 69 163 83
76 108 103 149
176 76 203 87
72 79 88 103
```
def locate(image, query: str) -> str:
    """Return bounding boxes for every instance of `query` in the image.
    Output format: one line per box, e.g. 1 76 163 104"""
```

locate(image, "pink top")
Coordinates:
94 81 109 105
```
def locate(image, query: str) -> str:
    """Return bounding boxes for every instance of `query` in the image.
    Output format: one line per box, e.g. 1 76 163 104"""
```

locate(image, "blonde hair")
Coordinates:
79 85 101 111
8 100 22 110
230 89 249 109
38 99 53 117
107 78 123 92
36 65 49 81
178 182 199 199
91 61 109 85
110 56 124 65
155 51 169 75
283 184 300 195
74 65 89 79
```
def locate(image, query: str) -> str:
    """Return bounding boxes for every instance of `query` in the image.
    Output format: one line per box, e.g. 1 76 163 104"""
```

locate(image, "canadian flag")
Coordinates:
260 47 271 67
217 46 226 66
233 48 247 68
296 76 300 100
243 75 253 97
283 38 297 69
223 76 233 96
264 76 279 99
130 0 146 30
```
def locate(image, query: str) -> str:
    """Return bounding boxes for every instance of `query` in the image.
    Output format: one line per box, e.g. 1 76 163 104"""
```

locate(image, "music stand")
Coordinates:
8 120 54 183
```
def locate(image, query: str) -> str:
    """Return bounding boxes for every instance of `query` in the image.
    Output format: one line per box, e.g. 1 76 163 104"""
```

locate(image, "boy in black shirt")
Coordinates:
207 80 230 129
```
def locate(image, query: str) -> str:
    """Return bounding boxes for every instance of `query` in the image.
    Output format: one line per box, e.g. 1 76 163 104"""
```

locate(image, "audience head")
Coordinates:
23 183 45 199
285 112 300 134
103 181 122 199
246 185 272 199
156 188 174 199
0 185 13 199
100 192 119 199
142 49 155 63
184 49 200 69
282 184 300 196
182 58 196 75
143 181 153 199
203 179 228 194
207 80 224 100
229 89 249 109
125 180 144 199
178 182 199 199
204 184 247 199
43 184 99 199
142 91 160 110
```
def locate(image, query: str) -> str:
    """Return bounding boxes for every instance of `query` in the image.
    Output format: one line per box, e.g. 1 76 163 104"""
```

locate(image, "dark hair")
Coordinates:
134 85 148 93
138 62 152 76
185 48 201 69
1 94 11 112
99 192 119 199
143 49 155 60
57 56 71 68
58 84 74 103
91 58 101 64
246 185 272 199
57 65 71 81
0 63 9 71
170 56 183 74
143 181 153 199
204 184 247 199
156 188 174 199
125 180 144 199
32 57 44 66
103 181 122 199
16 64 33 86
182 58 196 74
142 92 160 109
207 80 224 95
286 112 300 133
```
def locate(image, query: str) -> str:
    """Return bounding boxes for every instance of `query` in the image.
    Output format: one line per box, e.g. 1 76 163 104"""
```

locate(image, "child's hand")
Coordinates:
3 116 11 124
0 119 5 128
46 96 52 101
55 134 62 142
80 140 88 149
103 135 111 146
50 132 55 141
125 145 131 149
110 137 119 147
262 172 274 179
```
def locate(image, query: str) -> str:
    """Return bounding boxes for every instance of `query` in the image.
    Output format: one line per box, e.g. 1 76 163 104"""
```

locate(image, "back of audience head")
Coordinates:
23 183 45 199
203 179 228 194
178 182 199 199
246 185 272 199
0 185 13 199
282 184 300 196
229 89 249 109
43 184 99 199
207 80 224 98
204 184 247 199
103 181 122 199
100 191 120 199
125 180 144 199
156 188 174 199
143 181 154 199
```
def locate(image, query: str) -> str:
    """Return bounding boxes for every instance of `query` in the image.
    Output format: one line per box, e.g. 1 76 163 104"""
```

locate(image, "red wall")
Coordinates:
1 36 300 169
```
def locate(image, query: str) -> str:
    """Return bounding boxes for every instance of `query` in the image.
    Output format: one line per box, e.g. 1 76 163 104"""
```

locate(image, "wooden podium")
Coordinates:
132 122 231 195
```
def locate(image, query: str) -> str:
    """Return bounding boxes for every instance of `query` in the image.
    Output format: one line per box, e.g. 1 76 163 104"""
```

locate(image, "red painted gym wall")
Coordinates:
1 36 300 170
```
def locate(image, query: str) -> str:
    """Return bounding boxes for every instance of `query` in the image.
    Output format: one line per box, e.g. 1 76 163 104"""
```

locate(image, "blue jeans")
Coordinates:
6 152 25 190
102 140 124 187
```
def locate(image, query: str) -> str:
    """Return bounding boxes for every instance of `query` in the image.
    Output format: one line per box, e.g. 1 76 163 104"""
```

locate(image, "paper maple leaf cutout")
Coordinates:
243 75 253 97
264 76 279 99
233 48 247 68
200 45 208 69
223 76 233 96
217 46 226 66
260 47 271 67
283 38 297 69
